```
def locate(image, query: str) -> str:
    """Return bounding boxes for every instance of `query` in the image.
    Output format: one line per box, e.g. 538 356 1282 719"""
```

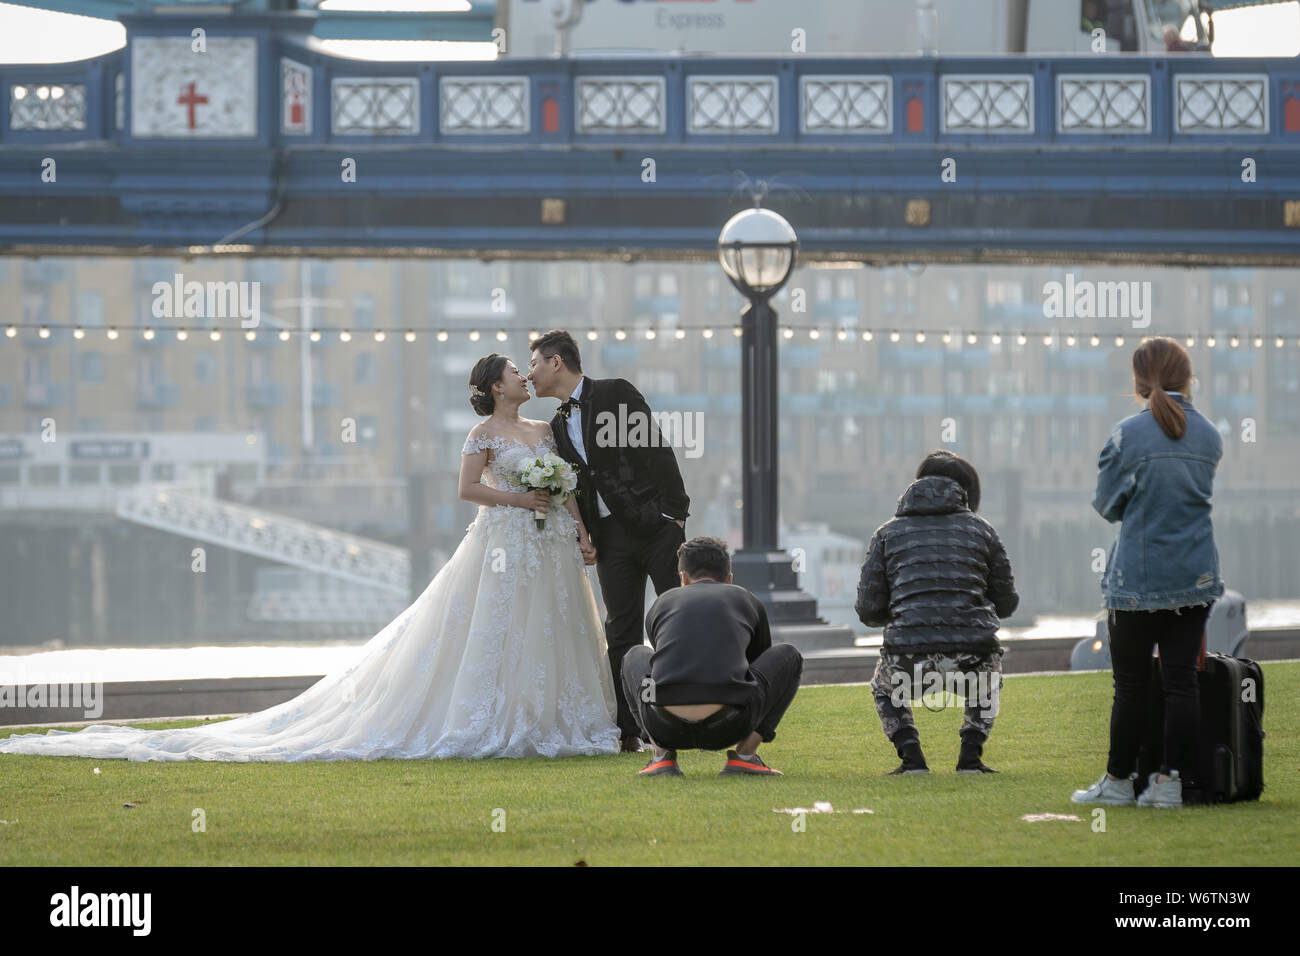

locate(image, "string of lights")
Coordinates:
2 323 1298 349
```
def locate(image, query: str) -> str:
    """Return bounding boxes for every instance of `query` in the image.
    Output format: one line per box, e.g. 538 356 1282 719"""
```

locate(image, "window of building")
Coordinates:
353 293 376 330
108 463 141 485
307 261 335 288
77 291 104 327
355 352 376 385
136 353 162 388
194 351 217 384
79 352 104 384
23 291 50 324
882 418 898 455
28 464 60 486
69 464 100 485
985 279 1024 306
24 354 50 385
247 352 272 386
247 260 283 285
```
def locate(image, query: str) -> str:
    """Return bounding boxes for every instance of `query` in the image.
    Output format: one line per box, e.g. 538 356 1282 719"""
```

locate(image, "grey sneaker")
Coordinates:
1071 773 1137 806
1136 770 1183 809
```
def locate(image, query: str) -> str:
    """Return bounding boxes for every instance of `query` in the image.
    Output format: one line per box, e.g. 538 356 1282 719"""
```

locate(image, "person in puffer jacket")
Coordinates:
855 450 1019 775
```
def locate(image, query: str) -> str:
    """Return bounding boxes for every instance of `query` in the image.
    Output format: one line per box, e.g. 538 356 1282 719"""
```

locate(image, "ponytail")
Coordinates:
1132 336 1193 440
1147 383 1187 440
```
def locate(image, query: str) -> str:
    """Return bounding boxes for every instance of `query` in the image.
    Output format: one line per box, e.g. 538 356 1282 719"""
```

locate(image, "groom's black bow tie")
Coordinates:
557 390 589 421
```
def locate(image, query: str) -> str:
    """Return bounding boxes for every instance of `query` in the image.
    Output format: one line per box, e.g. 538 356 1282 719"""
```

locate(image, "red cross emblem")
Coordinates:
177 81 209 130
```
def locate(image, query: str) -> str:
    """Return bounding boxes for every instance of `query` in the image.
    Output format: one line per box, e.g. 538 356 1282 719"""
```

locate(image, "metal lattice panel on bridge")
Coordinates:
687 76 778 134
331 77 419 135
1176 74 1269 133
439 76 529 134
800 76 892 134
1057 75 1150 133
942 74 1034 133
576 76 665 134
116 486 410 594
9 83 85 132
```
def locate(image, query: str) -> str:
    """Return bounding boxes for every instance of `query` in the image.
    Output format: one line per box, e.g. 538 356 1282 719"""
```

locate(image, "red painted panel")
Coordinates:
907 96 923 133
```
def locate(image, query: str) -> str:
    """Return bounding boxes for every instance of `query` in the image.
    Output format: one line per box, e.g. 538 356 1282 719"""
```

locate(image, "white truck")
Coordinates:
499 0 1279 57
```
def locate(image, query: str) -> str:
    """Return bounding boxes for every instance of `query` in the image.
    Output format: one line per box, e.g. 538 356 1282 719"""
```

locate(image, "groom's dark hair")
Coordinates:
678 536 731 581
531 329 582 374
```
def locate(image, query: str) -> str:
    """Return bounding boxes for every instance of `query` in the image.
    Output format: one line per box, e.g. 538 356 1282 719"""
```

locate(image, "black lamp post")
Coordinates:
718 207 855 649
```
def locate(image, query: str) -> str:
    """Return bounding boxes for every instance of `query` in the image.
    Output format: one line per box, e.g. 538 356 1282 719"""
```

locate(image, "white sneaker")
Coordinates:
1136 770 1183 809
1071 772 1137 806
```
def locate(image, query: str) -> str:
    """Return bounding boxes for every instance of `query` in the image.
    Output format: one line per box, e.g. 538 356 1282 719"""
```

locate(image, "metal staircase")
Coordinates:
115 485 409 594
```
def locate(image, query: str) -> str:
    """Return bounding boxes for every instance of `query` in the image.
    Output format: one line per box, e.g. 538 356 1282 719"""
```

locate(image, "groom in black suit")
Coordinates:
528 329 690 751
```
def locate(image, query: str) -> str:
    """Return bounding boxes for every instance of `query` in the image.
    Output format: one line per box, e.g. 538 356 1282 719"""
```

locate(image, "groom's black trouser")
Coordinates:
596 514 685 738
621 643 803 751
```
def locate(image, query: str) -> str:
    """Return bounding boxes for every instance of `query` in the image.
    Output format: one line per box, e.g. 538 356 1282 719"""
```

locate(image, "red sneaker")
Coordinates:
719 749 782 776
638 752 683 777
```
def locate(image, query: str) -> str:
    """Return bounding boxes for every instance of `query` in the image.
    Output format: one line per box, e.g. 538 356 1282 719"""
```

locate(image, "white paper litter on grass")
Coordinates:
773 805 874 815
1021 813 1082 823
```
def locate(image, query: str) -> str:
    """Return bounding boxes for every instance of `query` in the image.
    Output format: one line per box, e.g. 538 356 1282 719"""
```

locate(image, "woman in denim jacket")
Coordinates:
1072 336 1224 809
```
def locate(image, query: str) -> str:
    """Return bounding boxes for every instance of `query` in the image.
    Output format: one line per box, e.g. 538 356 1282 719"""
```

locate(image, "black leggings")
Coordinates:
1106 602 1212 780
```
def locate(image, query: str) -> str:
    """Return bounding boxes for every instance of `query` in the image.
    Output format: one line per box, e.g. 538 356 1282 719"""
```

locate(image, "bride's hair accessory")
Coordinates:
469 385 487 398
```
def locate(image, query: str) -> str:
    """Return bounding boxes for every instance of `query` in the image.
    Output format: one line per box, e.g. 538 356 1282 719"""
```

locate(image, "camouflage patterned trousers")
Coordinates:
869 650 1003 745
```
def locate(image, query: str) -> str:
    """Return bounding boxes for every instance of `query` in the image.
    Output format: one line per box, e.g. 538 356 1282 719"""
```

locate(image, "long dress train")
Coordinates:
0 434 620 761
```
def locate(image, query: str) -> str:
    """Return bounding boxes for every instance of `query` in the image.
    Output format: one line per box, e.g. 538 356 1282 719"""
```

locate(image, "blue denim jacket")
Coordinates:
1094 391 1225 611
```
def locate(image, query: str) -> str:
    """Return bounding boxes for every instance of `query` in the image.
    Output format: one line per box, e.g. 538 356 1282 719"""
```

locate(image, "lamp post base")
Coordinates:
730 549 858 652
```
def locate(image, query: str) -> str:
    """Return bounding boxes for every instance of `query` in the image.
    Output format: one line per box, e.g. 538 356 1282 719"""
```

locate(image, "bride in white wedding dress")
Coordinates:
0 355 621 762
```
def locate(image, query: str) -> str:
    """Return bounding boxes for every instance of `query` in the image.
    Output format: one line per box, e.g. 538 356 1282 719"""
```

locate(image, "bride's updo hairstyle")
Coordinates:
468 354 509 416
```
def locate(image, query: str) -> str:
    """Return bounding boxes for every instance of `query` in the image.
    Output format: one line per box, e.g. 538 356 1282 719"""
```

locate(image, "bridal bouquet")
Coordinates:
518 452 578 530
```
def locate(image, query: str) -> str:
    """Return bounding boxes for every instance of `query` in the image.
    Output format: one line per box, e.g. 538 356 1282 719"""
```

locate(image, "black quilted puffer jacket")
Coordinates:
855 475 1019 656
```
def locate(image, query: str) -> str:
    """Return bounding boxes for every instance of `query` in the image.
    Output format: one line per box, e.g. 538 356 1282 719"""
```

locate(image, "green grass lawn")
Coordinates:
1 664 1294 866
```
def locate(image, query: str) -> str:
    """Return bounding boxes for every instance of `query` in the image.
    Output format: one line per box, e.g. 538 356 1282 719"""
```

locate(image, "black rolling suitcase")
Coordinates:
1136 640 1265 804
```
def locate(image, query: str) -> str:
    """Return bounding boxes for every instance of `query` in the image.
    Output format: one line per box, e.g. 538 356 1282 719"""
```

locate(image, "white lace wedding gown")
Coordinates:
0 434 621 762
